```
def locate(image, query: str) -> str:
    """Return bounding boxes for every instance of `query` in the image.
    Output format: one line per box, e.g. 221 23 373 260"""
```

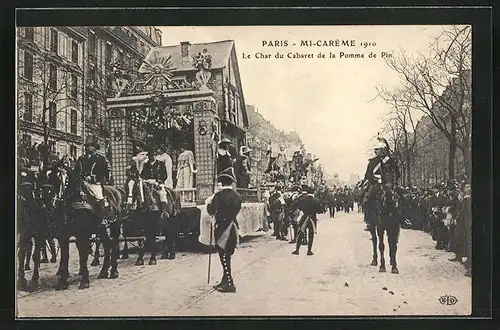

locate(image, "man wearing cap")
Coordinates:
361 139 401 231
74 135 111 221
140 148 169 218
206 169 242 293
290 186 323 255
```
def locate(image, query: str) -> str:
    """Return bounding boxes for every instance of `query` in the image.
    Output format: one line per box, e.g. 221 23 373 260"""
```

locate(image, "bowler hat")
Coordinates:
84 135 100 149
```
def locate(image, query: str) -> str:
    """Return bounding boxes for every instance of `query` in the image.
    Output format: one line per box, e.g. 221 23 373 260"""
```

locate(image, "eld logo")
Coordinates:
439 295 458 305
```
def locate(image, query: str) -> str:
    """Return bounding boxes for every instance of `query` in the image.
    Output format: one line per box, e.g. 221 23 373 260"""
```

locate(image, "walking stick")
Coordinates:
207 222 213 284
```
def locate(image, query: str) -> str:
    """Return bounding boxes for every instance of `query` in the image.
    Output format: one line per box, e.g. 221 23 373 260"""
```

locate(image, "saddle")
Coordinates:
72 184 122 215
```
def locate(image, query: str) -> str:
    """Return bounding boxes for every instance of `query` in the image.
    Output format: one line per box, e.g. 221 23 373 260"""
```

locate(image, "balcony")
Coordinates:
107 27 138 49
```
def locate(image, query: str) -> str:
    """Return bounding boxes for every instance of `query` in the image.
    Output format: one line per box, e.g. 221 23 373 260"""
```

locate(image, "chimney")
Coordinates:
181 41 191 58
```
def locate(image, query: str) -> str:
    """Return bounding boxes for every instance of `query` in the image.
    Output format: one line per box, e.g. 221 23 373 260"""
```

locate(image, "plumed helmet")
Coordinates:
374 140 386 149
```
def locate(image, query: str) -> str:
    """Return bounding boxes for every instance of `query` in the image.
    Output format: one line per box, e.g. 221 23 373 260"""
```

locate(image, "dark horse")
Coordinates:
366 185 401 274
122 180 181 265
17 167 45 291
45 165 125 290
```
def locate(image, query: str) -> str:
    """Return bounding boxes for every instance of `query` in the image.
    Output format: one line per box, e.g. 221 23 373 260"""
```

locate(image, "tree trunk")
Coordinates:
404 134 412 186
447 119 457 180
448 139 457 180
461 145 471 183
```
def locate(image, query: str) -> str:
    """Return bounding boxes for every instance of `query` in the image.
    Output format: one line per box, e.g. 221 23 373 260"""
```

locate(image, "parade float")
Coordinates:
105 40 267 243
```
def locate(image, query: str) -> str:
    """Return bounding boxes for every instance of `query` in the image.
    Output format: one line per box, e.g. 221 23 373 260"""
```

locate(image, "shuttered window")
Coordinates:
50 29 58 54
72 40 79 63
49 102 57 128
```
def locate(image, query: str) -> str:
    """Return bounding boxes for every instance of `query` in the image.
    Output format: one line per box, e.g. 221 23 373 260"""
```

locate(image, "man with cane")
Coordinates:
206 170 242 293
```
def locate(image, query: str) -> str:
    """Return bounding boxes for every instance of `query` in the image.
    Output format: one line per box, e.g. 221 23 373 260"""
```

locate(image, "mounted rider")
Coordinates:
73 135 111 221
361 138 401 231
140 146 170 218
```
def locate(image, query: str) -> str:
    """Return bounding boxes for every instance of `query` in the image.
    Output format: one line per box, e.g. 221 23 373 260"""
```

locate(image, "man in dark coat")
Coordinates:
140 148 169 218
73 135 111 220
268 182 287 240
207 170 242 293
290 186 323 256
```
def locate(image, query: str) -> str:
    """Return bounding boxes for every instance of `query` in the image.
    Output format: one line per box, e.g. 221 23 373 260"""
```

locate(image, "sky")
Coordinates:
158 25 446 182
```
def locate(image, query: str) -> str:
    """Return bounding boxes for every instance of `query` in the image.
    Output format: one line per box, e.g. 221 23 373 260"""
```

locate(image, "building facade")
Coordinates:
17 26 162 162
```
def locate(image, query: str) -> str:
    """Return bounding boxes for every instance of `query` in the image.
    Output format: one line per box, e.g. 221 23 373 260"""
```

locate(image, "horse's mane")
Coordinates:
102 185 123 213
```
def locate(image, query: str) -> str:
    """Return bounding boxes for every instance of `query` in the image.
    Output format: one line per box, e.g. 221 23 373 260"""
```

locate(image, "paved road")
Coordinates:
16 211 471 317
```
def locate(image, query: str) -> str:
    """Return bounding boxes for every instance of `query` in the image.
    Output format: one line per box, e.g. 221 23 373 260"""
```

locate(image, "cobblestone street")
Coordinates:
16 211 471 317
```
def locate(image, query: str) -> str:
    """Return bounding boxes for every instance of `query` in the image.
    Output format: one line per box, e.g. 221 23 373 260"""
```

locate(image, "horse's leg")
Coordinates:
121 240 129 259
148 213 158 265
135 215 145 266
17 235 28 291
91 239 101 266
109 222 120 279
378 226 386 272
24 238 32 270
76 235 90 290
97 227 110 279
29 235 44 291
48 237 57 263
40 238 49 263
388 222 400 274
370 225 378 266
55 235 70 290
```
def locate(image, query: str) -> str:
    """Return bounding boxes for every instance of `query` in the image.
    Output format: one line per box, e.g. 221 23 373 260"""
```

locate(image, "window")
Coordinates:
23 51 33 80
70 73 78 99
106 75 113 93
25 27 34 41
89 100 97 125
105 43 112 66
50 29 58 54
89 66 97 87
71 40 79 63
49 64 57 90
70 109 77 134
89 32 96 55
23 93 33 122
70 145 77 159
49 102 57 128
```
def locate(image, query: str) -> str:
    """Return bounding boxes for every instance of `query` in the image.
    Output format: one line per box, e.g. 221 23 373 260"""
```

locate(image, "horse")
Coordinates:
17 167 44 291
122 179 181 265
366 184 401 274
45 165 125 290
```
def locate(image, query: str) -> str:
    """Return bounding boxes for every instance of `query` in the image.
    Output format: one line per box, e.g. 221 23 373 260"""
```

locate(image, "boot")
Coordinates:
96 199 106 222
160 202 169 219
213 253 228 289
216 253 236 293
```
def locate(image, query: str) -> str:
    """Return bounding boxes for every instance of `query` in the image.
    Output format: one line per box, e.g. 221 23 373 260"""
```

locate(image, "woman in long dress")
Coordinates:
176 146 197 189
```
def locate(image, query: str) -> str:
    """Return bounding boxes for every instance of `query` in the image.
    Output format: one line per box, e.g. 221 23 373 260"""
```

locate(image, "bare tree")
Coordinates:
384 25 472 180
377 86 419 185
17 27 84 165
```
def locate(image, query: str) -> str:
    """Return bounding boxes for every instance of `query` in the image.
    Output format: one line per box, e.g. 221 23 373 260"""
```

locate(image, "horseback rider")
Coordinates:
73 135 111 221
361 139 401 231
140 147 170 218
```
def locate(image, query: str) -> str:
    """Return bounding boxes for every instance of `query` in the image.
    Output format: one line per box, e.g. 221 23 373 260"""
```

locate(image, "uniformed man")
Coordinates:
361 139 401 231
290 185 323 255
217 138 236 189
140 148 169 218
206 170 242 293
73 135 111 220
268 182 287 240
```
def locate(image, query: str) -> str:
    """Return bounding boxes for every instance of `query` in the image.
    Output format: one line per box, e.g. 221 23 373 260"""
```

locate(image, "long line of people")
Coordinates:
396 180 472 277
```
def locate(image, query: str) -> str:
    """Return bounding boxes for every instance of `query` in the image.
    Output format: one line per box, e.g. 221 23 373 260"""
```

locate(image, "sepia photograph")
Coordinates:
15 22 475 317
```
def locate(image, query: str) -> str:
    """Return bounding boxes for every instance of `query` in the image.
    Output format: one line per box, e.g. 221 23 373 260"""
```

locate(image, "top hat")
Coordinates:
84 135 100 148
218 137 231 147
240 146 252 156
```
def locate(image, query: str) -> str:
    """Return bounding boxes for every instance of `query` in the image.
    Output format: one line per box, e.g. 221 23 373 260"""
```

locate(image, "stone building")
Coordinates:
16 26 161 161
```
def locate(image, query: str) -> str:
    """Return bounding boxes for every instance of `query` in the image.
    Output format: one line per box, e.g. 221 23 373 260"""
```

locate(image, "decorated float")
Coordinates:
105 41 268 243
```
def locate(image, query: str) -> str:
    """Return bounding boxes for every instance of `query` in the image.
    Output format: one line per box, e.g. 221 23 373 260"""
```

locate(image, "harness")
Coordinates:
372 156 390 184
